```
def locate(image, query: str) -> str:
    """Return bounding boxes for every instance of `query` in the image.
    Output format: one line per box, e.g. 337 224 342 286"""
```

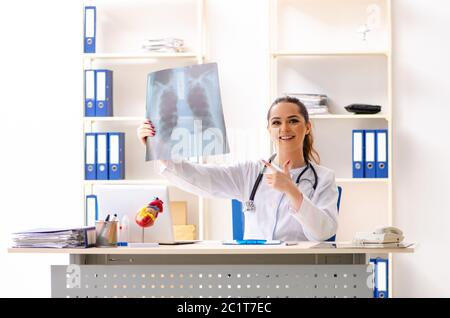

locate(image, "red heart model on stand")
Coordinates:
135 197 164 228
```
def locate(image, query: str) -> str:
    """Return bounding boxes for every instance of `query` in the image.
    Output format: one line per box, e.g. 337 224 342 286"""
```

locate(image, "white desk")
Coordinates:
8 241 415 298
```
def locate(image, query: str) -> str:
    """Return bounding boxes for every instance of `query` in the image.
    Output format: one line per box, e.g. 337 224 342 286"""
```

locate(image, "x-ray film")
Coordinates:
145 63 230 161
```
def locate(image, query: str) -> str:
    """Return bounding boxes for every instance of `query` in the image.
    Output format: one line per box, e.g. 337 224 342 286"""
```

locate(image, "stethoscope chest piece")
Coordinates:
243 200 256 212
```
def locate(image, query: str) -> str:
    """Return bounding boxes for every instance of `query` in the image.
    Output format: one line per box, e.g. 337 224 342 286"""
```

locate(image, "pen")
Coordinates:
108 214 118 243
98 214 110 245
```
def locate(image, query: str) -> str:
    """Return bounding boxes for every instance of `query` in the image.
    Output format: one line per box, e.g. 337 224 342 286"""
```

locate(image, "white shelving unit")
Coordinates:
80 0 394 295
82 0 207 239
84 52 200 60
310 114 390 120
83 179 171 186
269 0 393 295
271 50 388 57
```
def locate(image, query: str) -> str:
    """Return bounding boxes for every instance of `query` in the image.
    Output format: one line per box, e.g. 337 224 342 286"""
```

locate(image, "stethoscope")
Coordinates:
243 153 319 212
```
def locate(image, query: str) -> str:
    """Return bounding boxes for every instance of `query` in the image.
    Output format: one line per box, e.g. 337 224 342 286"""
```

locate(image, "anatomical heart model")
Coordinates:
145 63 229 161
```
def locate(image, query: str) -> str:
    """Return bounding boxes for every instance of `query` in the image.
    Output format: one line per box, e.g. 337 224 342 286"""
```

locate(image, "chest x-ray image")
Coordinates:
145 63 230 161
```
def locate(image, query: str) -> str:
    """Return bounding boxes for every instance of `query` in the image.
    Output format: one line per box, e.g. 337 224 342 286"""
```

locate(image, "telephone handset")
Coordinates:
374 226 403 236
354 226 404 244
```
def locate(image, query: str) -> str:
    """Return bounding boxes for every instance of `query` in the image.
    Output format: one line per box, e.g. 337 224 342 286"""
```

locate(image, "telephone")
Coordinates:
374 226 403 236
353 226 404 244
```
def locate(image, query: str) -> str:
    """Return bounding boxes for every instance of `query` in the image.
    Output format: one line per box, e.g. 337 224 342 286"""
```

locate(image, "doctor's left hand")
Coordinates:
262 160 297 194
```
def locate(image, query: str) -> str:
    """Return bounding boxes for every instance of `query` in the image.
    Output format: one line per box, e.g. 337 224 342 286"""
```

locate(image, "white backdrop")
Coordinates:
392 0 450 297
1 0 449 297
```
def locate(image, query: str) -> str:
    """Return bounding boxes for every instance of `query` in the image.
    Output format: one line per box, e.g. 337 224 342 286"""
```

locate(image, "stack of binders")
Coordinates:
84 69 113 117
85 132 125 180
352 129 388 178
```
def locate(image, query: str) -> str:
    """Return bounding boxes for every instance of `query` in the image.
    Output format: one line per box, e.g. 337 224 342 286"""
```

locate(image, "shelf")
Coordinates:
84 116 144 123
271 51 389 57
83 115 389 124
336 178 389 184
84 178 388 186
310 114 389 120
83 52 200 60
84 179 171 186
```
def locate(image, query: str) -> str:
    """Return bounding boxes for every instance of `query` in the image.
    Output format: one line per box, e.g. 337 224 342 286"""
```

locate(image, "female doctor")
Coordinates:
137 96 338 242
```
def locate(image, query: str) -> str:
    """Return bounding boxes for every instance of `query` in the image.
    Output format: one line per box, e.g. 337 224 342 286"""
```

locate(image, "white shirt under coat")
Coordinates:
159 160 338 242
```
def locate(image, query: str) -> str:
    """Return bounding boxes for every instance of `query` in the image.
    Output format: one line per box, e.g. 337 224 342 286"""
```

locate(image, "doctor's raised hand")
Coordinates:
137 119 170 166
137 118 155 145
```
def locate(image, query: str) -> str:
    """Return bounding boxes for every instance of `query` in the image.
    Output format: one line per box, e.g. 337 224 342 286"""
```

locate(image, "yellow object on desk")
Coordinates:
170 201 187 225
173 225 196 240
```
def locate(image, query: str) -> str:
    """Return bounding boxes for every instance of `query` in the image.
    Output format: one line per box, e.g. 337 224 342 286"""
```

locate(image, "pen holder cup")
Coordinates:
95 220 118 247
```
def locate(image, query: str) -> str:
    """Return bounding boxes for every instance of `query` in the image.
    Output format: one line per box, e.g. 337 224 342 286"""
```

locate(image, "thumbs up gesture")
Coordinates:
262 159 295 194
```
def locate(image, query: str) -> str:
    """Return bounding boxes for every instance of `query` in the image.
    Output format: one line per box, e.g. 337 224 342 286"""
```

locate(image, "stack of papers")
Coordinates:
142 38 185 53
12 227 96 248
286 93 329 115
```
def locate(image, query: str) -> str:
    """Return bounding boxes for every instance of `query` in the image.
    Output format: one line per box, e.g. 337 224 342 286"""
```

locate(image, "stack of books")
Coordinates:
12 227 96 248
287 93 329 115
142 37 185 53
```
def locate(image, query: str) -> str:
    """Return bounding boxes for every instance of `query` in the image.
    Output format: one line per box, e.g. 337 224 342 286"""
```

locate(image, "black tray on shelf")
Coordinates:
345 104 382 115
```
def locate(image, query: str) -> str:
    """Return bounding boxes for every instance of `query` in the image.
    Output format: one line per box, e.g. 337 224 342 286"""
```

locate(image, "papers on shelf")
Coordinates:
285 93 330 115
141 37 185 53
12 227 96 248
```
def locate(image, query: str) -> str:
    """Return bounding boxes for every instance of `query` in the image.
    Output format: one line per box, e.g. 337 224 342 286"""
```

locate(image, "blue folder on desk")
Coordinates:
85 195 98 227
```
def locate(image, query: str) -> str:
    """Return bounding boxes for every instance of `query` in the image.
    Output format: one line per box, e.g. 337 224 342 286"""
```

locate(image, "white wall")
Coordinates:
1 0 450 298
0 0 82 297
392 0 450 297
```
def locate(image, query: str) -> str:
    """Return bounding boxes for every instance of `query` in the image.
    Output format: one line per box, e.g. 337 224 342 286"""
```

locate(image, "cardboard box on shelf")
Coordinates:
173 225 196 240
170 201 187 225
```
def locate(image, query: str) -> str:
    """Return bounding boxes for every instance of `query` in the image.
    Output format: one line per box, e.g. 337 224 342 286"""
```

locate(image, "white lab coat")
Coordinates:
159 159 338 242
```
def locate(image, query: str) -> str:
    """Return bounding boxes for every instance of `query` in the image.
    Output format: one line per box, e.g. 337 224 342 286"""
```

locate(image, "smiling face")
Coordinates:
267 102 311 154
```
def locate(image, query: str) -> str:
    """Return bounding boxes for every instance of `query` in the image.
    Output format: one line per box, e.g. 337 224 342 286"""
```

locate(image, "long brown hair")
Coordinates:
267 96 320 164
